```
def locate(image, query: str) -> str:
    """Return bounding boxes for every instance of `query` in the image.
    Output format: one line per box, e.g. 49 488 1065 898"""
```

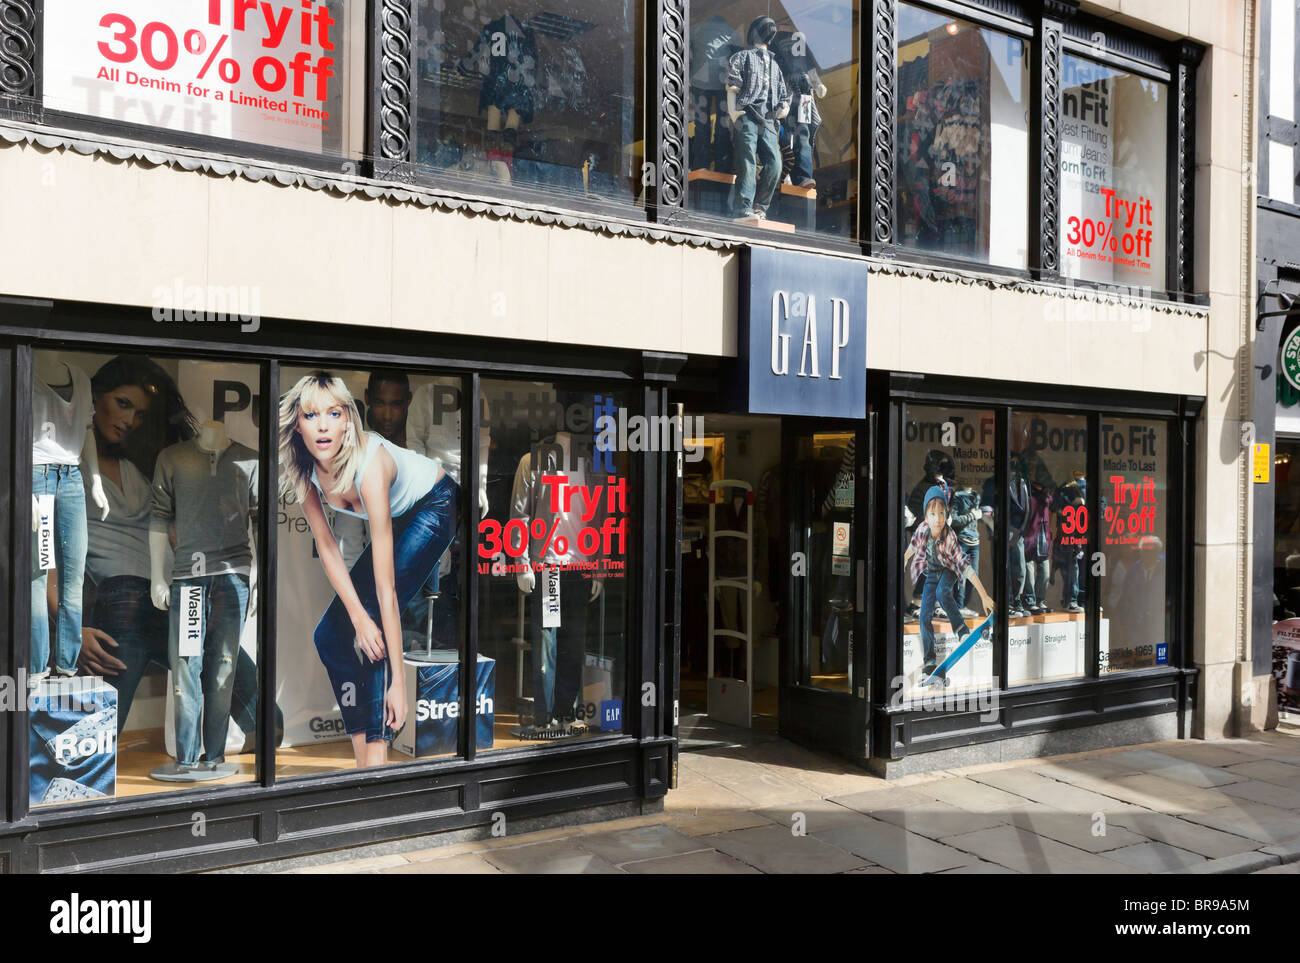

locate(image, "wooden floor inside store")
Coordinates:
37 712 611 808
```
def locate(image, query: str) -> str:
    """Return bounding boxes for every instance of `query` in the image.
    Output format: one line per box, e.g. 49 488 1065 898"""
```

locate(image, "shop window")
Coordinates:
413 0 645 208
28 349 263 807
1100 416 1170 674
688 0 860 238
1059 55 1168 291
896 3 1029 268
477 381 634 745
276 367 469 775
900 405 997 697
41 2 366 160
1007 410 1090 684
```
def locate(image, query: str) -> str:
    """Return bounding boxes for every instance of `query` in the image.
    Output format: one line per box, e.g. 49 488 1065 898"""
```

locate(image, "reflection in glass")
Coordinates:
1060 55 1168 289
414 0 644 207
897 3 1029 267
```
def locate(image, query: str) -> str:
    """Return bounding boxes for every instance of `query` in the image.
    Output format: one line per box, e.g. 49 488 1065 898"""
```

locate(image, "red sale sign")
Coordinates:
43 1 358 156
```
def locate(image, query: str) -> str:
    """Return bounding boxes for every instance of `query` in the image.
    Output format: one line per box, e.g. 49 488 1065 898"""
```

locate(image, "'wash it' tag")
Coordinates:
178 584 204 658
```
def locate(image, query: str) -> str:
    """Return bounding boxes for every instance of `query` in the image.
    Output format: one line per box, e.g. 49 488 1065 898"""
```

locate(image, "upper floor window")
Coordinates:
687 0 861 239
895 2 1030 269
42 1 366 160
1059 54 1168 290
413 0 645 209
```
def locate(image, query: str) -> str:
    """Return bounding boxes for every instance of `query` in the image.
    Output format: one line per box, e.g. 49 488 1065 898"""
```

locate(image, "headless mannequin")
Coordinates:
515 432 601 602
33 356 109 527
151 421 230 610
483 13 529 185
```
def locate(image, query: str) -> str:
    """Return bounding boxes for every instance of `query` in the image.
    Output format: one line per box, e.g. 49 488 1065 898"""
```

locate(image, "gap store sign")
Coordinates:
737 247 867 419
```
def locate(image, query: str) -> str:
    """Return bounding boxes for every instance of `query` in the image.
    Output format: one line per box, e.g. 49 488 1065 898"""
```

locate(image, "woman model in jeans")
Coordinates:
74 358 198 726
279 373 458 769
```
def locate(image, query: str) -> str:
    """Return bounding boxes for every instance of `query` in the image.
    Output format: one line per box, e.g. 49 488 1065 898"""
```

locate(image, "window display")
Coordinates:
1100 417 1169 673
414 0 644 207
276 368 472 775
1006 411 1090 684
1059 55 1168 290
896 3 1029 268
901 406 997 695
477 381 633 745
689 0 860 237
42 1 365 160
29 350 264 805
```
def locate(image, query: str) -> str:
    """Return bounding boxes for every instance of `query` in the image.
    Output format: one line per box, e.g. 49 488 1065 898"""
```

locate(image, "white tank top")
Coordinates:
312 433 442 520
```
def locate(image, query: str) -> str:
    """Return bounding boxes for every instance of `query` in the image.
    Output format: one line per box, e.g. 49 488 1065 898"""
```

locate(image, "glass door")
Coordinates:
780 420 871 758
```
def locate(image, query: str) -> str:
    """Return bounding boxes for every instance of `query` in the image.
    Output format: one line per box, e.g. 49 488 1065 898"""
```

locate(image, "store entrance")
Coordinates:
676 411 870 760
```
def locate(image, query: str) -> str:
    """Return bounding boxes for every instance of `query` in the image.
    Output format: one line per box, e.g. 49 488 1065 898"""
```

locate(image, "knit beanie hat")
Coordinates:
923 485 949 512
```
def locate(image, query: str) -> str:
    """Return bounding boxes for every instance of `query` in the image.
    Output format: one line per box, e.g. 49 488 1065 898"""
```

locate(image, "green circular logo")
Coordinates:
1284 326 1300 392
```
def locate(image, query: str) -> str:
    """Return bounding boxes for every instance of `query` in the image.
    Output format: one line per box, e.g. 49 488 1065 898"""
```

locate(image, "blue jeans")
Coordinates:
91 576 169 729
169 573 249 766
314 476 459 743
786 121 816 182
1052 554 1081 607
1008 535 1026 608
960 542 980 608
1023 558 1049 607
31 465 88 677
529 566 590 721
730 112 781 216
920 569 967 671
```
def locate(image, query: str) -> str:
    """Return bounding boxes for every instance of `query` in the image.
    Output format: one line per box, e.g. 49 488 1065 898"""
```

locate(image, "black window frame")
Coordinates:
873 369 1200 759
0 303 665 826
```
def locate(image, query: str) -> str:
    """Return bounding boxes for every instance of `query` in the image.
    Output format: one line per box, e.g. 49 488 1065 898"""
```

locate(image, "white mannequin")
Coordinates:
516 431 601 601
33 357 109 528
151 422 230 610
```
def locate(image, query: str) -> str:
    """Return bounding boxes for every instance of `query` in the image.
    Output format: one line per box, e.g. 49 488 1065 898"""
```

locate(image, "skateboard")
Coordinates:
920 611 996 688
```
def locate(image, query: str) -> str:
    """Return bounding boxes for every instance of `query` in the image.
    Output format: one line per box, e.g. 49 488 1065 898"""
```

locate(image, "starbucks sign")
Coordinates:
1284 325 1300 392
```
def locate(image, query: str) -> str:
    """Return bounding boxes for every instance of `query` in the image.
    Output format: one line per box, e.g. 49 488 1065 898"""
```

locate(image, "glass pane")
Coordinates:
688 0 861 238
900 406 997 697
29 349 262 807
896 3 1029 268
477 382 633 745
1100 417 1170 673
1008 411 1089 684
276 368 465 775
1060 55 1168 290
42 1 365 158
791 431 855 692
414 0 645 207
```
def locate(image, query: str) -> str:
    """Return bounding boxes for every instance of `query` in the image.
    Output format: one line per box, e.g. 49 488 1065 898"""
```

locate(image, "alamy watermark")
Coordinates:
888 674 1000 722
152 278 261 333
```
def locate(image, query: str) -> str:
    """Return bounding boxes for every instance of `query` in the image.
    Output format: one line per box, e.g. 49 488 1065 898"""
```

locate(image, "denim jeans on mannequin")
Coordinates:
1023 558 1049 608
1007 535 1026 609
960 543 980 608
169 573 249 766
529 565 590 722
92 576 169 728
730 112 781 216
313 476 459 744
31 465 88 677
920 568 967 672
787 121 816 183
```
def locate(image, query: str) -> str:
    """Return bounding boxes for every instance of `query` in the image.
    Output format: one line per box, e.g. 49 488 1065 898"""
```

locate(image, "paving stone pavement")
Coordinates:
252 723 1300 875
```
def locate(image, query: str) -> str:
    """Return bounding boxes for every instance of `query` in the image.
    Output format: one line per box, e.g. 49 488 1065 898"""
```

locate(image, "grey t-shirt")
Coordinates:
151 440 259 580
84 457 153 583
